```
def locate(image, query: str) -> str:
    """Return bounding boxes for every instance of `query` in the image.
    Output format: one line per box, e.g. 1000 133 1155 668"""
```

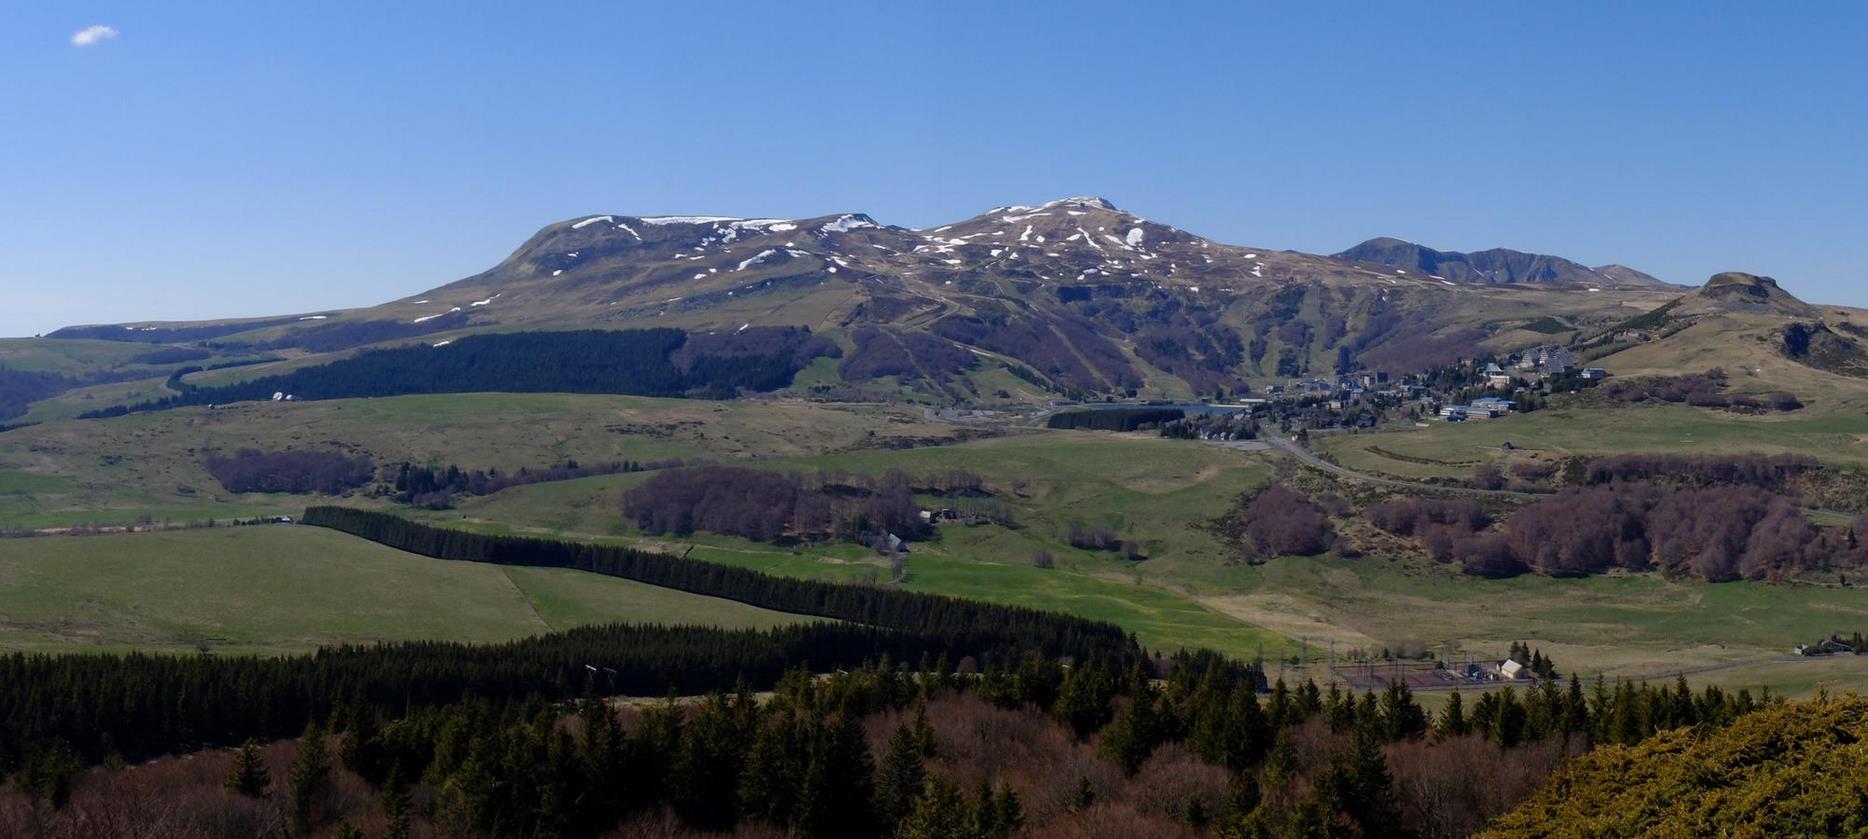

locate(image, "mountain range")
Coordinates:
34 197 1866 404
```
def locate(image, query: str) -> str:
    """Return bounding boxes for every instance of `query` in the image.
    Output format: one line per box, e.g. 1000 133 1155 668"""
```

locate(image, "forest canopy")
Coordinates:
82 327 839 417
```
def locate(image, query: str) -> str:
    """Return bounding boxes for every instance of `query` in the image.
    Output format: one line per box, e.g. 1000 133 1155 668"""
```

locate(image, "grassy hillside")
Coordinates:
1485 694 1868 837
0 393 955 529
420 431 1868 686
0 526 804 654
1319 400 1868 482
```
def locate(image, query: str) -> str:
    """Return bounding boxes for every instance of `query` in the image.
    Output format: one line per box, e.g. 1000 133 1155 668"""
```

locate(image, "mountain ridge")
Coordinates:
47 197 1845 406
1333 236 1674 289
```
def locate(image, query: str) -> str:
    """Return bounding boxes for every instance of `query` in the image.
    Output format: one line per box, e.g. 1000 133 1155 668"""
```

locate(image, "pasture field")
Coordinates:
422 431 1297 659
7 392 1868 701
429 427 1868 695
1319 400 1868 481
1202 555 1868 674
0 525 805 655
0 393 956 530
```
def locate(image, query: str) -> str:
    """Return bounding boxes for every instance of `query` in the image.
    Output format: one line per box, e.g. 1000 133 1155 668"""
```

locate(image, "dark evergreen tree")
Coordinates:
287 721 332 834
875 722 927 835
225 739 270 798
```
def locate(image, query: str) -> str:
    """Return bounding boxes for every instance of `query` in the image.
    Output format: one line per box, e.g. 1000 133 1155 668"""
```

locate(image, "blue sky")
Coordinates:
3 2 1865 337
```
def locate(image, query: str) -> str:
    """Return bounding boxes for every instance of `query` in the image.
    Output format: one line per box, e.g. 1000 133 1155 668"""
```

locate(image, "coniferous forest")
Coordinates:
80 327 839 418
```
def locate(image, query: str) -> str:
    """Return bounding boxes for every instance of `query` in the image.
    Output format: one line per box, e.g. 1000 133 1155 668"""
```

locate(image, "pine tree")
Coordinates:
912 701 937 758
1263 729 1298 790
1563 674 1591 737
576 686 628 826
286 722 332 833
1099 692 1159 775
1379 681 1428 742
340 706 390 787
900 775 969 839
225 739 270 798
740 709 804 828
876 723 926 834
381 765 412 839
1435 690 1470 740
968 777 998 838
796 713 876 839
1325 682 1355 733
1492 687 1528 748
1311 720 1400 836
991 784 1024 838
1052 660 1113 738
672 693 749 831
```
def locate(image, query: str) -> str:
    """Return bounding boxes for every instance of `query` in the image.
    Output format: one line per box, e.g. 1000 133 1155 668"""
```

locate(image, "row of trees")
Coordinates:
1045 407 1186 432
1579 452 1820 490
301 507 1132 663
201 449 375 495
388 459 669 508
82 328 840 418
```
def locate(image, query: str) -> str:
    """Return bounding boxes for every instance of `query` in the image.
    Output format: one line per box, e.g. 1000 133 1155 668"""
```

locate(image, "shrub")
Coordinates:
202 449 374 495
1240 486 1335 559
1365 498 1490 537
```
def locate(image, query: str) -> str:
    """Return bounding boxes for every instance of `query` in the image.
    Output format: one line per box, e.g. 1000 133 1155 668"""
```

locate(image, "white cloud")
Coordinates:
71 25 118 47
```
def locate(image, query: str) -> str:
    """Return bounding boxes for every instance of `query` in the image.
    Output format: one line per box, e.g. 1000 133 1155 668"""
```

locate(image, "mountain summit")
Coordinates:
1333 237 1671 289
46 198 1701 399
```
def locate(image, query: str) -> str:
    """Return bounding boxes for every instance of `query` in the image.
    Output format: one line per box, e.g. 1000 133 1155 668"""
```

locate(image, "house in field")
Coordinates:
1499 659 1527 680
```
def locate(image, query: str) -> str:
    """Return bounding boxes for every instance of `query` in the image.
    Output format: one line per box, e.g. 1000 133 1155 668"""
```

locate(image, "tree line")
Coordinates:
1046 407 1186 432
10 654 1778 837
0 621 1011 784
80 327 839 418
389 458 674 508
300 507 1132 664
